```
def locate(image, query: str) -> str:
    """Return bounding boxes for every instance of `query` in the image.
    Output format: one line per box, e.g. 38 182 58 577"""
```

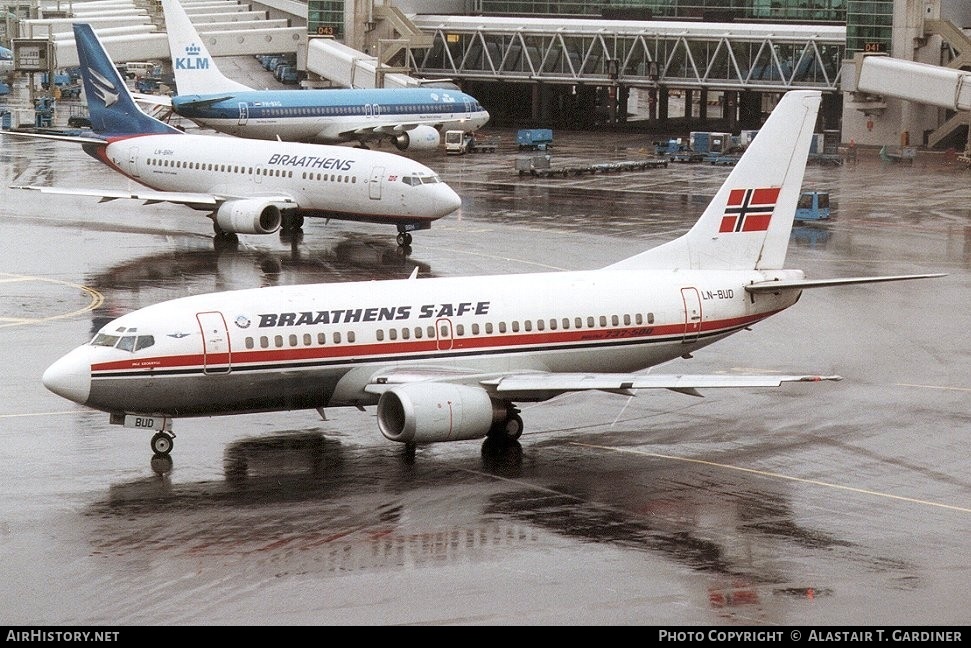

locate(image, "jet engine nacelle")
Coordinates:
392 124 441 151
376 382 504 443
215 199 282 235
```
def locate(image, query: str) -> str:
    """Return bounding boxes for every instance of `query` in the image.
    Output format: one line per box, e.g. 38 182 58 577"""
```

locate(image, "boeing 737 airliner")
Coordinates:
42 91 944 460
154 0 489 150
6 24 461 246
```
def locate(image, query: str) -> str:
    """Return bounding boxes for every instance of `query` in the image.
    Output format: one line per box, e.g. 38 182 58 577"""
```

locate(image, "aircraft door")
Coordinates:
435 318 453 351
369 166 384 200
196 311 232 374
681 287 702 344
238 102 248 125
127 146 140 178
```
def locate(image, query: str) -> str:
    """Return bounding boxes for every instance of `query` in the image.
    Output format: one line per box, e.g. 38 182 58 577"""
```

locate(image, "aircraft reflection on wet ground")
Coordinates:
85 233 432 335
92 427 896 622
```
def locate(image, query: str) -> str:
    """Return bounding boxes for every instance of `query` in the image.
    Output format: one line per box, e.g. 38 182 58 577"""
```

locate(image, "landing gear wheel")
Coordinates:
501 414 524 441
396 232 413 247
151 432 174 456
488 413 524 442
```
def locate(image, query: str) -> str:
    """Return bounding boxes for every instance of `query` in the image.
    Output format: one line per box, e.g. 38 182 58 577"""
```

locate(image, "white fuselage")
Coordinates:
44 268 801 417
192 103 491 144
93 133 461 222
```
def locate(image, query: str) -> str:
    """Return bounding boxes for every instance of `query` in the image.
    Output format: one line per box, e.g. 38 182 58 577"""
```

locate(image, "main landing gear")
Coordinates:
487 407 524 443
396 231 413 247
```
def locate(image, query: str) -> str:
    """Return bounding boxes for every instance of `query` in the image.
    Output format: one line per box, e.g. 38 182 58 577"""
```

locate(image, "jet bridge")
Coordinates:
16 0 305 68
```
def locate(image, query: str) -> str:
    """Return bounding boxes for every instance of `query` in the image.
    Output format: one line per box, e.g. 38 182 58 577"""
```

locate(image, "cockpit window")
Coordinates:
90 333 155 352
135 336 155 351
92 334 120 347
402 174 441 186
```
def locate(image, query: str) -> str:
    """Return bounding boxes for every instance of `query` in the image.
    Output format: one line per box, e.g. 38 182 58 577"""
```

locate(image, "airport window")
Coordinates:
333 332 341 344
498 322 506 334
414 327 423 339
245 337 254 349
537 320 545 331
352 177 357 184
624 314 631 326
377 330 384 341
260 336 269 349
512 321 519 332
485 323 493 334
599 316 607 327
456 324 464 336
635 314 643 325
647 313 655 324
428 326 436 338
575 317 582 329
440 324 448 337
549 319 557 330
317 332 326 345
289 334 298 347
525 321 532 332
610 315 618 326
401 328 410 340
303 334 311 346
134 336 154 351
587 316 595 328
472 323 480 335
274 335 283 348
348 331 356 343
91 334 120 347
116 336 136 352
389 329 397 341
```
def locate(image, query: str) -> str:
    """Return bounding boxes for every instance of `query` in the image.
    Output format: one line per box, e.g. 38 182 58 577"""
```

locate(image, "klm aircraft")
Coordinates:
156 0 489 150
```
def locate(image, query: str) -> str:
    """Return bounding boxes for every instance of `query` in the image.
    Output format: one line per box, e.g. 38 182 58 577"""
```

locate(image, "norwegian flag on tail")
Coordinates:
719 187 781 233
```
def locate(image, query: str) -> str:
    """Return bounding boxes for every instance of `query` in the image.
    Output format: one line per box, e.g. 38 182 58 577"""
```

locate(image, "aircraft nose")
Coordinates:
438 185 462 216
42 346 92 405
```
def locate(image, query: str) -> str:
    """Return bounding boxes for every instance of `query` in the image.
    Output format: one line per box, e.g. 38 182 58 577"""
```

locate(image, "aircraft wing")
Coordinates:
345 123 422 140
484 372 841 398
10 185 298 209
746 273 946 293
365 369 840 399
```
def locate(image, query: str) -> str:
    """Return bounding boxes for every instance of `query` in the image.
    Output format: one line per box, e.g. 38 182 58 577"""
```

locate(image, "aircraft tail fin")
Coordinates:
160 0 252 94
606 90 822 272
73 24 181 137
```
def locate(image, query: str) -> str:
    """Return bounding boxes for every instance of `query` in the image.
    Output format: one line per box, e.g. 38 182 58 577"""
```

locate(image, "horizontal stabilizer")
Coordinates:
745 273 947 293
0 129 106 146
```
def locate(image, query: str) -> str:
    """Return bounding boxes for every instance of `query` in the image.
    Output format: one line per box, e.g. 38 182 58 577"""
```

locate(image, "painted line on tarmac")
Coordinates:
895 382 971 393
0 273 104 327
572 441 971 514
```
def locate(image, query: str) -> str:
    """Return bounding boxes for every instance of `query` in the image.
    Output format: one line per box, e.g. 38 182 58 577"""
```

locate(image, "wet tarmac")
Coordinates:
2 92 971 625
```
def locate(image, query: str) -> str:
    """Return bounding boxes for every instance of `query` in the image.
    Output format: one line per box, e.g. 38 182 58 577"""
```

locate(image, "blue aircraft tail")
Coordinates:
73 23 181 138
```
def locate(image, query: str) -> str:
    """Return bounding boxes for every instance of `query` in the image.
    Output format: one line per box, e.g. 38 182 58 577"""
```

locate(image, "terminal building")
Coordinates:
3 0 970 149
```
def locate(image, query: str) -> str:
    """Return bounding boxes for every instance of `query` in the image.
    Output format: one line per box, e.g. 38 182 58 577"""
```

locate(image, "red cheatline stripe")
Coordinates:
91 310 779 375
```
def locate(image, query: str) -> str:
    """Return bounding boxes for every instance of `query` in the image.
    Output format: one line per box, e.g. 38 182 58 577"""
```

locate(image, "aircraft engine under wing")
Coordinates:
215 199 283 234
391 124 441 151
376 382 506 444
